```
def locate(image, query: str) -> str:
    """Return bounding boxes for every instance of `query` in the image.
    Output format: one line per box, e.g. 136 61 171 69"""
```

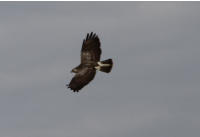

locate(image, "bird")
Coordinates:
67 32 113 92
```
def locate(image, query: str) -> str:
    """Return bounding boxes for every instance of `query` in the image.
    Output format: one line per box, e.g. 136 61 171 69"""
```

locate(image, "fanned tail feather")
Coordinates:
95 59 113 73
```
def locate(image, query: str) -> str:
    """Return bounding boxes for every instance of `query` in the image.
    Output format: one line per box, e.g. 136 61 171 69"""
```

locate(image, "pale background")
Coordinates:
0 2 200 137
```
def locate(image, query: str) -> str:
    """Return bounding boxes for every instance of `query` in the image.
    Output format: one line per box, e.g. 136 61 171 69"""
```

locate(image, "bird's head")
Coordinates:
71 68 78 73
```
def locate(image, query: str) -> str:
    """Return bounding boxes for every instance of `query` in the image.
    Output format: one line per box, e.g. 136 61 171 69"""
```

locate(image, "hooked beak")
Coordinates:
71 68 77 73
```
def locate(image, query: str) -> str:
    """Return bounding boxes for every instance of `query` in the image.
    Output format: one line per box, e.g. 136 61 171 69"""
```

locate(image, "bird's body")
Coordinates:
67 32 113 92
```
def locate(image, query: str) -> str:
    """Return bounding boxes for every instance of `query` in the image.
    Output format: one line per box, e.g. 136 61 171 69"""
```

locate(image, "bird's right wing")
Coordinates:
67 67 96 92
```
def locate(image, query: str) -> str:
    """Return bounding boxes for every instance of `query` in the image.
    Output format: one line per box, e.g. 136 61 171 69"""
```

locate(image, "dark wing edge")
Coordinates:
81 32 100 51
81 32 102 63
67 68 96 92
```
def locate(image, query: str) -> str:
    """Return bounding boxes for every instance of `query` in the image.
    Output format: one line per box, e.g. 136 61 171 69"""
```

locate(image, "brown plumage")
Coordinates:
67 32 113 92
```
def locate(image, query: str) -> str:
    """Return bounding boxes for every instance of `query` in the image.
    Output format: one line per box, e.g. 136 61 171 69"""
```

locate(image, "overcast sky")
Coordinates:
0 2 200 137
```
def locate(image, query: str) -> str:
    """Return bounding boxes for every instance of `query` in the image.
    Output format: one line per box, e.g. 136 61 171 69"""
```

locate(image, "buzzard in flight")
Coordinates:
67 32 113 92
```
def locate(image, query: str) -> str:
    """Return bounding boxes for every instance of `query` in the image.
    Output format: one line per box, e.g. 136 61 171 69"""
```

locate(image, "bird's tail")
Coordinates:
95 59 113 73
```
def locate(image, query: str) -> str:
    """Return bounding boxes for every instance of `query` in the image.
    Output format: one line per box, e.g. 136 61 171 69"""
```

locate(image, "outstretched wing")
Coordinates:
81 32 101 64
67 67 96 92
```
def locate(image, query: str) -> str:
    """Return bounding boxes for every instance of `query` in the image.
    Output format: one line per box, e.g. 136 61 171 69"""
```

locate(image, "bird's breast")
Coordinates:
82 62 96 68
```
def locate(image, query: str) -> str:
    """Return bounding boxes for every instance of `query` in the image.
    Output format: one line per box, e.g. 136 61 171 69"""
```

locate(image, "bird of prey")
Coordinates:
67 32 113 92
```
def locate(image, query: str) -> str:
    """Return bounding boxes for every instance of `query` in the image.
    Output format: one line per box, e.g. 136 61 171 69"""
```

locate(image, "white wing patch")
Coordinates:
95 66 101 70
97 62 111 67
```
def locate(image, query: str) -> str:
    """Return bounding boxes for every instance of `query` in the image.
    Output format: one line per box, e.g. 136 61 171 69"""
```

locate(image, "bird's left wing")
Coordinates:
67 67 96 92
81 32 101 64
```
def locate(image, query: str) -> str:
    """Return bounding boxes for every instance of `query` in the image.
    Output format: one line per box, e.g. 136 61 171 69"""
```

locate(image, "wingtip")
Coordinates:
89 32 93 38
86 33 89 40
67 84 80 92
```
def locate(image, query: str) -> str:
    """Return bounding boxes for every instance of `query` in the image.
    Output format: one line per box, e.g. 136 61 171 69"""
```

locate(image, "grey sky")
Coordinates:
0 2 200 137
